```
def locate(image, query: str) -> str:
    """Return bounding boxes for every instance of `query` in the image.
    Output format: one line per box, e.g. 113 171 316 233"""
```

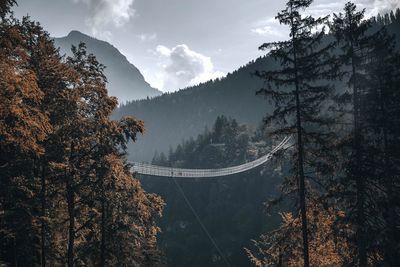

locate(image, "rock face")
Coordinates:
54 31 162 103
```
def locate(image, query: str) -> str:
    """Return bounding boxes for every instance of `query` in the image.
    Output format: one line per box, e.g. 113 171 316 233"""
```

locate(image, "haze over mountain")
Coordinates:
114 56 279 161
54 31 162 103
114 18 400 162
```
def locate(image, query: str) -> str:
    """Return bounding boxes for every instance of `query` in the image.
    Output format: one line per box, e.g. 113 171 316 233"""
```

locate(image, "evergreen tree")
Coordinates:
255 1 337 266
0 0 16 19
362 28 400 266
1 5 164 265
0 14 52 266
330 3 379 265
20 17 79 266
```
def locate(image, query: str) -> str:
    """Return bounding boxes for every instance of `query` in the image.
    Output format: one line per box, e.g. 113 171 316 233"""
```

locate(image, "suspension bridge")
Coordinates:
130 136 291 178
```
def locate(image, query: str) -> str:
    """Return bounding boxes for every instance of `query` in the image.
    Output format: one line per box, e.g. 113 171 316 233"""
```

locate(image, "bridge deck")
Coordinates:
130 136 290 178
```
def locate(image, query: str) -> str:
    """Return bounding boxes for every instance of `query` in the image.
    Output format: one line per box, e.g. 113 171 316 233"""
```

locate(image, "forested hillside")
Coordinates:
115 14 400 162
115 56 277 161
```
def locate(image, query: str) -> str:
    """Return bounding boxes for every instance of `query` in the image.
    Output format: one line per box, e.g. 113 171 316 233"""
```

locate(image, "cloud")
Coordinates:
251 17 287 39
367 0 400 17
253 0 399 39
137 33 157 42
252 25 283 37
155 44 225 92
72 0 135 38
309 0 400 18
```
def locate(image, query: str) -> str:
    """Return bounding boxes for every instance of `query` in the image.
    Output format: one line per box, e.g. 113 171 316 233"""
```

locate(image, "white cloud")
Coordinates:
309 0 400 18
251 17 287 39
155 44 225 92
72 0 135 38
252 25 283 37
137 33 157 42
253 0 400 39
156 45 171 56
367 0 400 17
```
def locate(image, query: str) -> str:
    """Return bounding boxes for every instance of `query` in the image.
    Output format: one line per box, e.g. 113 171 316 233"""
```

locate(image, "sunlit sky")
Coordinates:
14 0 400 92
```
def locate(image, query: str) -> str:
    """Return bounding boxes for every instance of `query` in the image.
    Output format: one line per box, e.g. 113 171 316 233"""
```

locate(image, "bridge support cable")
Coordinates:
171 177 231 267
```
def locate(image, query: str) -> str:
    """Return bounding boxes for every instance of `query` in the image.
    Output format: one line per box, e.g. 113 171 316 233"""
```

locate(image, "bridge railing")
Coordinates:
130 136 291 178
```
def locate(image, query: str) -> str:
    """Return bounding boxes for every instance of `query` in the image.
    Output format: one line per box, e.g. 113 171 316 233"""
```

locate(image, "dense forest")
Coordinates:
0 1 163 266
1 0 400 266
144 116 289 267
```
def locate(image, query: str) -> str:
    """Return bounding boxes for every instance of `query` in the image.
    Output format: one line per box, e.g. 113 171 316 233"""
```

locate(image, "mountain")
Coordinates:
54 31 162 103
114 56 280 161
115 18 400 162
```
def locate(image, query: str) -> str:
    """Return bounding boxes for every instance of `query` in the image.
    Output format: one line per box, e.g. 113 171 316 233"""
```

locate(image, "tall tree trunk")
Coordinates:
67 142 76 267
67 179 75 267
13 237 17 267
40 163 46 267
378 77 396 266
295 71 310 267
351 46 367 267
100 198 106 267
290 6 310 266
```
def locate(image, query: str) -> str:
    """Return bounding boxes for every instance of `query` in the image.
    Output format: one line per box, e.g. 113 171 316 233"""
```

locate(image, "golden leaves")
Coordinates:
246 202 353 267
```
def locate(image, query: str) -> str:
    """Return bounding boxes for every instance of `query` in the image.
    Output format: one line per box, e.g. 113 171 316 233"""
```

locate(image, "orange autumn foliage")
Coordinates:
246 202 353 267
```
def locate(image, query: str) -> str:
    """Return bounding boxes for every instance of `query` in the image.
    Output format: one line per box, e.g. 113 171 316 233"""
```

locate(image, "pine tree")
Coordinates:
0 14 53 266
0 0 16 19
255 1 338 266
63 43 164 266
362 29 400 266
1 5 165 265
330 3 378 266
20 17 80 266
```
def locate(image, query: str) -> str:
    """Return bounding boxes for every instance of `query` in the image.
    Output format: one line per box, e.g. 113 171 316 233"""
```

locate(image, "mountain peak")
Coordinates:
66 30 99 43
67 30 86 38
55 32 161 102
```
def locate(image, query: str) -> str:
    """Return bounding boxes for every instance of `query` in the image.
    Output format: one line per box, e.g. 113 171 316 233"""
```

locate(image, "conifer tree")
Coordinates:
1 2 165 265
0 0 16 19
0 14 53 266
255 1 338 266
20 17 80 266
330 3 378 266
62 43 164 266
362 29 400 266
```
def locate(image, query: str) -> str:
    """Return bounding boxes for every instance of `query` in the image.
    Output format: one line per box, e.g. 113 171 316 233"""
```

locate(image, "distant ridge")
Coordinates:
54 31 162 103
114 55 278 161
114 19 400 162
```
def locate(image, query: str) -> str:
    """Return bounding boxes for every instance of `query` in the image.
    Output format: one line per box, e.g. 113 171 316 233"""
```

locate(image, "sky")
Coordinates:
14 0 400 92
